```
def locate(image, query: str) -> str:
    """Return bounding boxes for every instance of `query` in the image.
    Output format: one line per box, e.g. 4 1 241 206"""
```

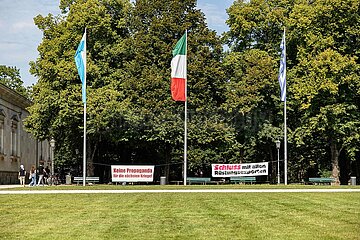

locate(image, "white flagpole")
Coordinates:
283 27 288 185
83 106 87 186
83 28 87 187
278 27 287 185
284 99 287 185
183 30 188 186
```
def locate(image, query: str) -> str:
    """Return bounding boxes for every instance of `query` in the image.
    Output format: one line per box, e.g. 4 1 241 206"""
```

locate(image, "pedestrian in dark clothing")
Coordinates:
18 165 26 187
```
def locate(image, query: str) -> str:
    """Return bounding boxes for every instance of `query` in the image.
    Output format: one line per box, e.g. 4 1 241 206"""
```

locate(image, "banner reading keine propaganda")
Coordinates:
111 165 154 182
212 162 268 177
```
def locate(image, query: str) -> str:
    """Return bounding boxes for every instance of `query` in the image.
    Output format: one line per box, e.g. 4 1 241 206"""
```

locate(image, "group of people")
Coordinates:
18 164 51 187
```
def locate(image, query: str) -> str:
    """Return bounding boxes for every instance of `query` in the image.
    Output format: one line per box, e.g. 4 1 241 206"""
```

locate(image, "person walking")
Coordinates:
18 165 26 187
29 165 36 187
37 164 45 186
43 166 49 185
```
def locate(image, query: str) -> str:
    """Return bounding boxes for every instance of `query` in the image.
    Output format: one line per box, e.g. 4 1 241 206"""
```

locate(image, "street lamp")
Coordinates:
50 138 56 176
275 139 281 184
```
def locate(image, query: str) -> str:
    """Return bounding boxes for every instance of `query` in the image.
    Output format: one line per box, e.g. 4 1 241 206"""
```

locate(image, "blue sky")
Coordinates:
0 0 233 87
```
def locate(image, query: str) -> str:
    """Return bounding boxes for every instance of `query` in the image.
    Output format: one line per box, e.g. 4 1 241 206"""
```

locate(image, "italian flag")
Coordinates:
171 33 187 101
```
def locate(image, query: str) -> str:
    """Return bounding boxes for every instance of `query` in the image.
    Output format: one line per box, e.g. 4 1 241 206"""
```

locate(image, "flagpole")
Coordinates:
278 27 287 185
183 30 188 186
83 103 87 186
83 28 87 187
284 99 287 185
283 27 288 185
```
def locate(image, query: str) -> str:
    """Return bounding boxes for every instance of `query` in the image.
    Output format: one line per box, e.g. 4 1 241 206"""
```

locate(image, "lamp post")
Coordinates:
75 149 79 173
275 139 281 184
50 138 56 176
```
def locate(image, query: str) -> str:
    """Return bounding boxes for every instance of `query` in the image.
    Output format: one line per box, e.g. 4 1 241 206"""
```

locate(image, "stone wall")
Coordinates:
0 171 21 185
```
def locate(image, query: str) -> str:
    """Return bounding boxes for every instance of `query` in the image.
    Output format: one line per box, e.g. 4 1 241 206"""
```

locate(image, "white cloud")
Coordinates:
12 21 36 31
197 0 231 34
0 0 60 86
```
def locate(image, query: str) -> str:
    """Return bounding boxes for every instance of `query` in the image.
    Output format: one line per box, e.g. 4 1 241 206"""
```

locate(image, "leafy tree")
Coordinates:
224 0 288 184
25 0 239 181
289 0 360 184
225 0 360 184
225 0 293 54
123 0 239 179
292 49 360 184
0 65 29 97
25 0 132 176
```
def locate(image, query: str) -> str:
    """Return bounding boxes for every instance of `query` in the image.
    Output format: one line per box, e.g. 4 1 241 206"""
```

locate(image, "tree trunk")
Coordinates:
330 141 340 185
164 144 170 184
270 145 276 184
87 141 97 177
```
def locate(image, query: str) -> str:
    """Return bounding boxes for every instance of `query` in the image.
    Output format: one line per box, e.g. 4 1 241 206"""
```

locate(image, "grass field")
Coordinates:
1 185 359 240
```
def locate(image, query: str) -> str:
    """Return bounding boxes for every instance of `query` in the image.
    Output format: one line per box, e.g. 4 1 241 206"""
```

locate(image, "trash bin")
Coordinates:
160 176 166 185
66 175 72 185
350 176 356 186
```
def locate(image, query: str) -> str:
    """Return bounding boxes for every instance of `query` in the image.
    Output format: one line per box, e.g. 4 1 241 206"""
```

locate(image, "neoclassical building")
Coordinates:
0 83 50 184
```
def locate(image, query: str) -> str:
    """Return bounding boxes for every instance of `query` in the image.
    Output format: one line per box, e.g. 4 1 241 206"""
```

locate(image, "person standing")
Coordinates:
37 164 45 186
18 165 26 187
43 166 49 185
44 166 50 185
29 165 36 187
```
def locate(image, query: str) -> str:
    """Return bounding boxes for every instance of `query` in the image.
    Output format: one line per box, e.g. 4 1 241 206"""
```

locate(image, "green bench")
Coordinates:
187 177 212 185
73 176 100 185
308 177 335 185
230 176 256 184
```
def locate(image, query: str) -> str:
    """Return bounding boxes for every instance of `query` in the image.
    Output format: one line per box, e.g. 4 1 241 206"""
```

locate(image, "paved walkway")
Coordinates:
0 187 360 194
0 185 23 189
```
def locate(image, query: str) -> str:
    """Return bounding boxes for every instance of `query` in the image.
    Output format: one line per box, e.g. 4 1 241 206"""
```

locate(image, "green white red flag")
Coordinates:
171 33 187 101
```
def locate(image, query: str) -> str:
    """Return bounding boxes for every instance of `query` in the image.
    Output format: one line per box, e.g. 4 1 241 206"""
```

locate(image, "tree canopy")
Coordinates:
225 0 360 184
25 0 360 184
25 0 239 180
0 65 29 97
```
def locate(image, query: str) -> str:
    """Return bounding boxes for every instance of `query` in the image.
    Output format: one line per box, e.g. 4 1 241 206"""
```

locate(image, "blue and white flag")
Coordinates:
278 29 286 102
74 30 86 103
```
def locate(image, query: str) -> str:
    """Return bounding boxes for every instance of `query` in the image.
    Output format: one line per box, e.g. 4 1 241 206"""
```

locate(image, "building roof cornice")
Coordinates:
0 83 32 110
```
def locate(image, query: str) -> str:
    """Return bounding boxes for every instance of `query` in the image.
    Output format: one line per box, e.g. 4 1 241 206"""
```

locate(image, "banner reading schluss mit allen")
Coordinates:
111 165 154 182
212 162 268 177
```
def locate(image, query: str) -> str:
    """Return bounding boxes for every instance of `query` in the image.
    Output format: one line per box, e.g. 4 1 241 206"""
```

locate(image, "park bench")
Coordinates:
308 177 335 185
187 177 212 185
230 176 256 184
170 180 183 185
73 176 100 185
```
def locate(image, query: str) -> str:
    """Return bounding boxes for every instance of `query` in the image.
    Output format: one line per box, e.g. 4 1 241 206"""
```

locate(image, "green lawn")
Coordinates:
0 189 359 239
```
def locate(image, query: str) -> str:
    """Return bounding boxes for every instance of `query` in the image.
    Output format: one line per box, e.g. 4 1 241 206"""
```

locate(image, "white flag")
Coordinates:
278 29 286 102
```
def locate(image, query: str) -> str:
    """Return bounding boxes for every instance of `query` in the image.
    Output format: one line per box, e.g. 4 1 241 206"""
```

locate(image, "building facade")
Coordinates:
0 83 50 184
